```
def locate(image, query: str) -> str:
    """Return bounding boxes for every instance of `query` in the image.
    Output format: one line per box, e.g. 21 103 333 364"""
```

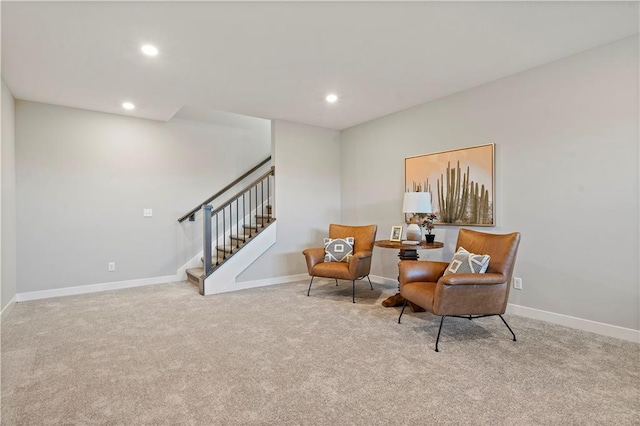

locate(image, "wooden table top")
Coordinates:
374 240 444 250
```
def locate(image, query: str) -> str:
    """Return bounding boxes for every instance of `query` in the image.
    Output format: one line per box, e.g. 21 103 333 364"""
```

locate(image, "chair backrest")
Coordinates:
456 228 521 284
329 224 378 253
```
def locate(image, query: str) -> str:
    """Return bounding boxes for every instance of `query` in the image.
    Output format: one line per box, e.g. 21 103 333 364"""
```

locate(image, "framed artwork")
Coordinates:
389 225 403 242
405 143 495 226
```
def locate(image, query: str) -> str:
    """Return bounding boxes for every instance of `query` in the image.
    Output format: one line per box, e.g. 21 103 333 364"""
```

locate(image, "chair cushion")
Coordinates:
324 237 354 262
311 261 352 280
443 246 490 275
400 282 437 312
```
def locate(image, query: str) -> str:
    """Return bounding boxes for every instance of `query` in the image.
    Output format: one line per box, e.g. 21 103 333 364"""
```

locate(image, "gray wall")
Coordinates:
239 120 341 281
341 36 639 330
15 101 270 293
1 78 17 312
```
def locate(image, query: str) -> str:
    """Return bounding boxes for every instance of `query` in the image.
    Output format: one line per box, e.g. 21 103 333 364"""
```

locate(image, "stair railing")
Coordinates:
201 167 275 282
178 156 271 223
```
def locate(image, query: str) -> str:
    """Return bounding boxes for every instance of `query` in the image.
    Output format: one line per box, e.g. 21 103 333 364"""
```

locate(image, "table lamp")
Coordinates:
402 192 432 241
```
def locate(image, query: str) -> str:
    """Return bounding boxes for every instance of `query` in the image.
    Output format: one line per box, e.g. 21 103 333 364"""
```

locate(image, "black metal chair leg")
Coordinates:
352 280 356 303
366 275 373 290
306 276 314 296
435 316 445 352
398 300 408 324
335 279 339 286
499 315 517 342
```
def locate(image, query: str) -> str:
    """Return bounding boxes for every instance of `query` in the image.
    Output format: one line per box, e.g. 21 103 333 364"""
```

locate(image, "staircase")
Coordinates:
178 158 276 295
185 206 274 286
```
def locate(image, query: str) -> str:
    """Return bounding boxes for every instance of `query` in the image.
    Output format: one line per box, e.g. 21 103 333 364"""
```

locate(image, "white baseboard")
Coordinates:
231 273 309 293
1 295 17 321
176 251 204 281
369 275 399 287
230 272 394 294
15 274 180 302
507 303 639 343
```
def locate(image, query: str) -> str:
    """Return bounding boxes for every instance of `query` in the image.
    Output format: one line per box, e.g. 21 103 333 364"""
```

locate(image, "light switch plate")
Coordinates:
143 208 153 217
513 277 523 290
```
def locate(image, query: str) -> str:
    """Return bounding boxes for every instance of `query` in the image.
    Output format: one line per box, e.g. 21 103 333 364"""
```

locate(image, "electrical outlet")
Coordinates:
108 262 116 272
513 277 523 290
143 208 153 217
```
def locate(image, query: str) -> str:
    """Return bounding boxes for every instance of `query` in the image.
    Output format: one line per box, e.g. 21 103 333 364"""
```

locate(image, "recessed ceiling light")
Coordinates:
326 94 338 103
122 102 135 110
141 45 158 56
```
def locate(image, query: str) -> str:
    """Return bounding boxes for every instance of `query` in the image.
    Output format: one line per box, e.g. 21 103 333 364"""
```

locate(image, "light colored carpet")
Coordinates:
1 280 638 425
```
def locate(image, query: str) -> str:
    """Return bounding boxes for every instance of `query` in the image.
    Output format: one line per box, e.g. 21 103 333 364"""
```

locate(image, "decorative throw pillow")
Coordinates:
324 237 355 263
443 246 490 275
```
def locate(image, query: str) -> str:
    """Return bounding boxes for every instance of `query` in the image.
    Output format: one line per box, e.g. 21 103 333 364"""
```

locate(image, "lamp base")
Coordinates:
405 223 422 241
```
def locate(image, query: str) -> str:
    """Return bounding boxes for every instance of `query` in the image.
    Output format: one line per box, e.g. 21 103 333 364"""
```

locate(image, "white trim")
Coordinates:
369 274 399 287
1 295 17 321
176 251 204 281
506 303 640 343
234 273 309 292
15 274 179 302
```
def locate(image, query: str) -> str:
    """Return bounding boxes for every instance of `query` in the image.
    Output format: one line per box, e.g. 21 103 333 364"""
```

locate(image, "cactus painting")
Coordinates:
405 144 494 226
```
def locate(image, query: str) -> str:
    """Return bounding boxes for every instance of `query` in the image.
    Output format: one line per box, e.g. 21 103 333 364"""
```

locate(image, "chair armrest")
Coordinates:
399 260 449 285
302 247 325 270
353 251 372 260
439 273 506 286
348 251 373 278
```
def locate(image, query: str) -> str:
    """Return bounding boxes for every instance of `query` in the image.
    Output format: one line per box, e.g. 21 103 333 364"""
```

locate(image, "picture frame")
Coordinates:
389 225 403 242
405 143 495 226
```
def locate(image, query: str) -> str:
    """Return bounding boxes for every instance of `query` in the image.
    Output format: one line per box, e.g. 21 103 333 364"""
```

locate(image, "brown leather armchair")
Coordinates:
303 224 378 303
398 228 521 351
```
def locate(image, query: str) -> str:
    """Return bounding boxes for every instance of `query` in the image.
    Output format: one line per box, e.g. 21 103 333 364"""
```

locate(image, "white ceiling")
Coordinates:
2 1 638 130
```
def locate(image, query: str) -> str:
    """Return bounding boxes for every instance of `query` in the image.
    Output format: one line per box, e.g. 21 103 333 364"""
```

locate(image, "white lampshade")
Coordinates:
402 192 432 214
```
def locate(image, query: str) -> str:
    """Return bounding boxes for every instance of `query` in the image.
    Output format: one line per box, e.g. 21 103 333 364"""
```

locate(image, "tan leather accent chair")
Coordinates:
398 228 521 351
302 224 378 303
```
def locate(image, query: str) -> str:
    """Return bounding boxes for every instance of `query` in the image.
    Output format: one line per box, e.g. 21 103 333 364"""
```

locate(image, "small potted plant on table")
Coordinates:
421 213 437 243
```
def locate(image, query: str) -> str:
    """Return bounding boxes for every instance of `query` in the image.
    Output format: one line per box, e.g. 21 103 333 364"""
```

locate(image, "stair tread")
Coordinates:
243 224 266 229
216 242 245 252
186 267 204 279
199 254 230 264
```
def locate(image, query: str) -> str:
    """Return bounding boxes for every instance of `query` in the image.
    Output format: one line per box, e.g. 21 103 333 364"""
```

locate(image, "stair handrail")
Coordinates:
208 167 274 218
178 156 271 223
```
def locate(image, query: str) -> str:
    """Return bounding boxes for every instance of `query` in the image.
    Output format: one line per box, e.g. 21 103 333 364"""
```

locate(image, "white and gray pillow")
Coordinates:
324 237 354 263
444 246 490 275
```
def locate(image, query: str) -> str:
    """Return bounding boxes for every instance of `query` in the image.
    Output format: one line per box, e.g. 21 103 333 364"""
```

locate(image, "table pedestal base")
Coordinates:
381 247 425 311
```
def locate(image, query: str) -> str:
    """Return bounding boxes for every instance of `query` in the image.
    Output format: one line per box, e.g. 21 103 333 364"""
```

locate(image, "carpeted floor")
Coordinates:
1 280 638 425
